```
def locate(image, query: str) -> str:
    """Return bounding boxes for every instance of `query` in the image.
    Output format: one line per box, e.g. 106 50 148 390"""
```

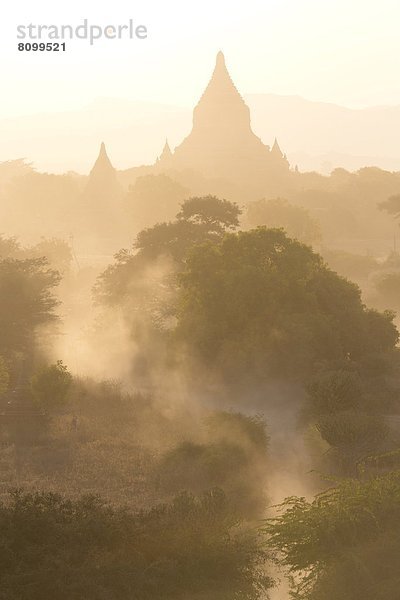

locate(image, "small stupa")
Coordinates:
157 139 173 168
85 142 118 194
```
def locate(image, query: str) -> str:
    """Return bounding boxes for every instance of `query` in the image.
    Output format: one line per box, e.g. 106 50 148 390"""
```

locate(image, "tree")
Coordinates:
0 356 9 395
0 235 22 259
247 198 321 244
375 272 400 309
306 370 363 415
94 196 241 306
5 172 82 241
176 228 398 383
379 193 400 220
26 238 73 274
315 411 388 474
134 195 241 262
0 488 271 600
305 365 400 476
264 472 400 600
177 195 241 232
31 360 72 412
0 257 61 358
155 412 269 518
134 219 202 262
126 174 189 231
321 249 379 284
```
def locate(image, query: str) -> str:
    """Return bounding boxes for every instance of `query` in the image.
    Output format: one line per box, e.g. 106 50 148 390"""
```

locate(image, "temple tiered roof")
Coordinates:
168 52 289 185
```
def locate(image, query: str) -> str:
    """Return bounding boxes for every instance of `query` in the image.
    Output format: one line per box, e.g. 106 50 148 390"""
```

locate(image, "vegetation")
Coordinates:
125 174 189 230
155 412 269 518
264 472 400 600
0 257 60 358
0 357 9 395
94 195 241 309
2 183 400 599
375 272 400 310
304 367 400 475
31 361 72 412
176 227 398 382
0 488 270 600
379 193 400 221
247 198 321 245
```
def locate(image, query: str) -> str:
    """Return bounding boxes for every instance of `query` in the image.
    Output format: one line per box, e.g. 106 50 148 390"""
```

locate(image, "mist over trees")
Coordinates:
176 227 398 383
265 472 400 599
2 183 400 598
0 488 269 600
1 49 400 599
0 256 60 359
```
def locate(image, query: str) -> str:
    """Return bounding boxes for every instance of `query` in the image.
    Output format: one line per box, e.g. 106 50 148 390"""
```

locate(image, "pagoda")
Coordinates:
158 52 289 186
81 142 124 250
85 142 119 197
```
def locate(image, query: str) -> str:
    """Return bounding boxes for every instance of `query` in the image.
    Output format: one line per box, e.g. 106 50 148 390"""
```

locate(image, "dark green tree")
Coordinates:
247 198 321 244
94 196 241 306
0 356 9 395
31 360 72 412
0 257 61 359
379 193 400 220
176 228 398 382
177 195 241 232
0 488 271 600
264 472 400 600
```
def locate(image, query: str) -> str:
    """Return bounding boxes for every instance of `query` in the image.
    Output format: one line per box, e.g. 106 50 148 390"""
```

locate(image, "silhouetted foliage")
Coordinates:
264 472 400 600
26 238 73 274
379 193 400 220
375 272 400 309
247 198 321 244
0 356 9 395
177 228 398 382
0 257 61 357
31 361 72 412
177 195 241 232
307 370 363 415
126 174 189 230
94 196 241 306
0 235 22 259
156 412 269 518
0 488 271 600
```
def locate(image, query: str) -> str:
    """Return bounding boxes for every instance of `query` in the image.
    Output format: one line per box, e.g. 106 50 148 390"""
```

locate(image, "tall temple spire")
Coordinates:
82 142 123 252
216 50 225 66
165 52 290 187
191 50 250 131
213 51 229 79
85 141 119 198
90 141 115 177
271 138 283 158
160 139 172 160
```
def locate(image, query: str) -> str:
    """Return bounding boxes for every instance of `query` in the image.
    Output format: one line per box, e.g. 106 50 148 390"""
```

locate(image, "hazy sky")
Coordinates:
1 0 400 119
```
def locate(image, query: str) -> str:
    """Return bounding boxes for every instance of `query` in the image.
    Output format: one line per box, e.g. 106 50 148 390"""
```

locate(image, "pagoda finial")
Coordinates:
159 138 173 163
216 50 225 67
99 141 107 157
89 141 115 177
271 138 283 157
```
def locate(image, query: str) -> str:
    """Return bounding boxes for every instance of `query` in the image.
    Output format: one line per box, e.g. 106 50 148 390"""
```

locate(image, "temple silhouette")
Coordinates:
157 51 289 184
89 52 292 201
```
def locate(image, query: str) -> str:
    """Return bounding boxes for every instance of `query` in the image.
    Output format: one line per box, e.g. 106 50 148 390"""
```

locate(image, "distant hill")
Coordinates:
0 95 399 174
246 94 400 173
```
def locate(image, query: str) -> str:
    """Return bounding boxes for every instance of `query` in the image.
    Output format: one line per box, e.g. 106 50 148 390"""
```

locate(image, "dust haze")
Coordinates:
1 49 400 600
